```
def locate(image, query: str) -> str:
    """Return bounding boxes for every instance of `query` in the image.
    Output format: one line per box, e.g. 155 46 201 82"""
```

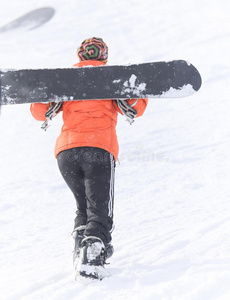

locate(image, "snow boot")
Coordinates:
75 236 111 282
72 225 86 266
105 242 114 260
72 226 114 264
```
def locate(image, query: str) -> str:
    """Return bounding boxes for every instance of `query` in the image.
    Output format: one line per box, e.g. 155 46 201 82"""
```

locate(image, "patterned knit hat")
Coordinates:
77 37 108 63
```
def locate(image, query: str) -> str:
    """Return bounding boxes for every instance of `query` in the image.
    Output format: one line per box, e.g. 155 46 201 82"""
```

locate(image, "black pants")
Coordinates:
57 147 115 244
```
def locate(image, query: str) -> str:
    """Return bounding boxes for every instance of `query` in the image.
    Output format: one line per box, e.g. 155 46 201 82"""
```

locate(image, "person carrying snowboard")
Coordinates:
30 37 148 281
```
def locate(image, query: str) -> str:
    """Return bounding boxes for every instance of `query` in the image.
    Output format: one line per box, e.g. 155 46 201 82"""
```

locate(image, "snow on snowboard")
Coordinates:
0 60 202 105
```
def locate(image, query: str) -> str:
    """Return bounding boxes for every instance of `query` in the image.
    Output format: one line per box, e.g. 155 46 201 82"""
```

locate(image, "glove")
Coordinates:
41 102 63 131
45 102 63 119
116 99 137 124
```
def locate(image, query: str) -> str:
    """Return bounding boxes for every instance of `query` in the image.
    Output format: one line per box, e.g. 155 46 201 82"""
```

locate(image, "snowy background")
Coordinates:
1 0 230 299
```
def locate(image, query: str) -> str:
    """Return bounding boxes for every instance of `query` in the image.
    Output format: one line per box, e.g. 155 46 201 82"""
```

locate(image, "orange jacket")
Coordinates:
30 60 148 161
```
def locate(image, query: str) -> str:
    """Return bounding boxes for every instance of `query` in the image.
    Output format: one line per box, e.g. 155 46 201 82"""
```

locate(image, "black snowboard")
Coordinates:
0 7 55 33
0 60 202 105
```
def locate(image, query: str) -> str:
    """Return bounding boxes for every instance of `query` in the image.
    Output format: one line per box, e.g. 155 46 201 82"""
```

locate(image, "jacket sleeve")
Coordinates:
30 103 50 121
114 98 148 118
127 98 148 117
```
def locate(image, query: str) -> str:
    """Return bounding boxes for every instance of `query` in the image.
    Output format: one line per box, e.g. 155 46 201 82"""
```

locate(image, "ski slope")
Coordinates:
1 0 230 299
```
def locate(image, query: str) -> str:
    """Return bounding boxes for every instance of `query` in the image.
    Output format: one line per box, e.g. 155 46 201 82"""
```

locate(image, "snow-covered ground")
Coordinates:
1 0 230 299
